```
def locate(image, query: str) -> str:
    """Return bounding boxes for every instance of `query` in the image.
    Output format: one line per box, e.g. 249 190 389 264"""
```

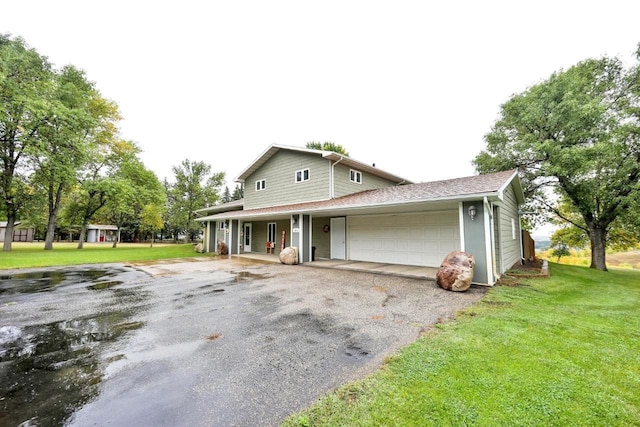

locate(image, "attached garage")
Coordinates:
348 211 460 267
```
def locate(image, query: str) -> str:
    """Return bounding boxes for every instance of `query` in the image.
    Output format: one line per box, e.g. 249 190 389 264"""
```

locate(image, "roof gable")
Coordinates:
234 144 411 185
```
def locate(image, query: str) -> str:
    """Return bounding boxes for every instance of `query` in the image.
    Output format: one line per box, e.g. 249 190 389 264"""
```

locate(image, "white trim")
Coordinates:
295 168 310 183
349 169 363 184
483 197 494 284
458 202 466 251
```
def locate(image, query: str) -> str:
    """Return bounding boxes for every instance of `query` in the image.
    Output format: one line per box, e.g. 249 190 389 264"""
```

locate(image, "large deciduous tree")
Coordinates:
166 159 224 242
474 47 640 271
34 65 119 250
0 34 52 250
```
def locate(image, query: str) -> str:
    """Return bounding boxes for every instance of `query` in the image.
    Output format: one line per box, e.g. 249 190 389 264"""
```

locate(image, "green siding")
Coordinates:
333 163 396 198
244 220 290 254
499 184 522 273
312 217 331 259
244 151 331 209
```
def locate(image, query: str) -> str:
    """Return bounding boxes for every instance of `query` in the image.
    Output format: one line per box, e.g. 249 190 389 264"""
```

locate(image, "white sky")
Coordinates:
2 1 639 237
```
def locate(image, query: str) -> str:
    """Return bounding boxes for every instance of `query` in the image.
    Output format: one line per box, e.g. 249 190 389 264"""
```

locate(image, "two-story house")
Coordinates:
195 144 525 285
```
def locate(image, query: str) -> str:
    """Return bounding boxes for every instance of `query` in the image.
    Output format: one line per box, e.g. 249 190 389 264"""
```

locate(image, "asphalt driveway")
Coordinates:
0 258 486 426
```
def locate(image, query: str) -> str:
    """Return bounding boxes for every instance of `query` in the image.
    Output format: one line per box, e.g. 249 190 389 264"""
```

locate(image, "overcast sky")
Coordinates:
2 1 639 235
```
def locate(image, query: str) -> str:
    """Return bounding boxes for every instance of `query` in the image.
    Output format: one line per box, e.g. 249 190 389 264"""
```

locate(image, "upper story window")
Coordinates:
255 179 266 191
350 169 362 184
295 168 310 183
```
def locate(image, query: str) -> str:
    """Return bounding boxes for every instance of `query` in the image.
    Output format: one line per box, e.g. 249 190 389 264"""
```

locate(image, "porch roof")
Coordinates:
196 169 521 222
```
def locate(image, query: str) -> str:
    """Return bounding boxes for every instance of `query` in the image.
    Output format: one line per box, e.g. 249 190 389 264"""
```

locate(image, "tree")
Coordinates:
232 184 243 201
140 203 164 248
551 243 571 263
474 48 640 271
34 65 119 250
65 137 132 249
305 141 350 156
166 159 224 242
0 34 52 250
100 141 165 247
221 186 231 203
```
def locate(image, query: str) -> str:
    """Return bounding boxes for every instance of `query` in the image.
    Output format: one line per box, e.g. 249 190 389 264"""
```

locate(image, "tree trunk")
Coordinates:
77 223 88 249
44 183 64 250
44 216 57 250
3 212 15 251
588 226 608 271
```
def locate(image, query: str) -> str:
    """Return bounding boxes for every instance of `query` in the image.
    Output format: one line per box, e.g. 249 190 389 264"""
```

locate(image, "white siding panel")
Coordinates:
348 211 460 267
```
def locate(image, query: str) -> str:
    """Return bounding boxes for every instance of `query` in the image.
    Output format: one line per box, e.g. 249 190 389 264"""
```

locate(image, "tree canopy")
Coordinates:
305 141 350 156
474 46 640 271
165 159 224 242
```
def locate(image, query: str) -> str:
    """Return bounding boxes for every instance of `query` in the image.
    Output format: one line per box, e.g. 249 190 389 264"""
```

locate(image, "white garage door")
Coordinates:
348 211 460 267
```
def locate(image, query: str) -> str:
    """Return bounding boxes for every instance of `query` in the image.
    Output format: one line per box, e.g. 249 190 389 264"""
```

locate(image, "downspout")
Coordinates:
518 208 525 263
330 157 344 199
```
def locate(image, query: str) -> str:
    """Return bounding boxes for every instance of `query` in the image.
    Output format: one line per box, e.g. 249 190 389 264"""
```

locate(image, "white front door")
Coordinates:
244 223 252 252
330 217 346 260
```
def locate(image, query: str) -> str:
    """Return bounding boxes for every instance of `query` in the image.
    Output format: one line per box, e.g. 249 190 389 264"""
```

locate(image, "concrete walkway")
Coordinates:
232 253 438 281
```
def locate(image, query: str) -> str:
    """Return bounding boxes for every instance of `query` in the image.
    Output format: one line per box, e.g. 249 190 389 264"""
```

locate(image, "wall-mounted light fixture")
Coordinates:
468 205 477 221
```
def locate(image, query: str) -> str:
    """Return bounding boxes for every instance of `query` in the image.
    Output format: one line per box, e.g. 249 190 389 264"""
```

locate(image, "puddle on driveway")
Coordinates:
0 269 122 295
232 271 270 282
0 268 148 427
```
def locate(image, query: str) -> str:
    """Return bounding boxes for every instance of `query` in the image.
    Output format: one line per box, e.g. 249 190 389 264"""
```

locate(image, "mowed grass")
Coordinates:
0 242 210 269
283 264 640 426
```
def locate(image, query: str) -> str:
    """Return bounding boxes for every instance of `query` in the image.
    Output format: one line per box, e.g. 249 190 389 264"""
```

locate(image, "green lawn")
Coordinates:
0 242 211 269
283 264 640 426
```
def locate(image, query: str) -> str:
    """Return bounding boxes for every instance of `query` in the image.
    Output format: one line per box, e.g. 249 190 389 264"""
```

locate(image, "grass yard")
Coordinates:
283 264 640 426
0 242 210 270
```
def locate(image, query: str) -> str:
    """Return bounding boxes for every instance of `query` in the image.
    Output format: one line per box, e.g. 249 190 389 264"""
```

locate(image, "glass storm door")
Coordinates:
244 223 252 252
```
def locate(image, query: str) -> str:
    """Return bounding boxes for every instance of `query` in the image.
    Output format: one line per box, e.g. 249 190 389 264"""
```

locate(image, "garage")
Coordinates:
348 211 460 267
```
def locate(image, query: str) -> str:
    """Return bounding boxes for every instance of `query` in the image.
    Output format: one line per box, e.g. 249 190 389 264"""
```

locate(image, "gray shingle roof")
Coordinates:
196 169 520 221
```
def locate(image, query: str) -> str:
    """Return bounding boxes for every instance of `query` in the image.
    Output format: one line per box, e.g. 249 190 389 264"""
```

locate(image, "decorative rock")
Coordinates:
194 243 204 253
436 251 475 292
217 240 229 256
279 246 299 265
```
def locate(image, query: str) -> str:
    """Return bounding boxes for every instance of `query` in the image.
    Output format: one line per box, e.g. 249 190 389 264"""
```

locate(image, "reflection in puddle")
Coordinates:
0 269 122 295
233 271 270 282
87 281 123 291
0 268 147 427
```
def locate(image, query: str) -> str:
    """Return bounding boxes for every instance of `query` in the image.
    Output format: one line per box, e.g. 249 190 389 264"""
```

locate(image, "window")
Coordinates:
267 223 277 243
295 168 310 183
511 218 516 240
255 179 266 191
350 169 362 184
218 221 226 230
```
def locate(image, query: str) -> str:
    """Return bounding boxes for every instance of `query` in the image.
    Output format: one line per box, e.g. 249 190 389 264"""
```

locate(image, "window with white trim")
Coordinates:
350 169 362 184
295 168 310 183
267 223 276 243
255 179 266 191
511 218 516 239
218 221 226 230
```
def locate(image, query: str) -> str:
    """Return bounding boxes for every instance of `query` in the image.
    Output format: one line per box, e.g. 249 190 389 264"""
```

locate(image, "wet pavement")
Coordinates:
0 258 487 426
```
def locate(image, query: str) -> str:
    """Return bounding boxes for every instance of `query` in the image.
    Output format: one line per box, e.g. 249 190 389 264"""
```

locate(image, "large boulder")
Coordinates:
194 243 204 253
217 240 229 256
279 246 299 265
436 251 475 292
